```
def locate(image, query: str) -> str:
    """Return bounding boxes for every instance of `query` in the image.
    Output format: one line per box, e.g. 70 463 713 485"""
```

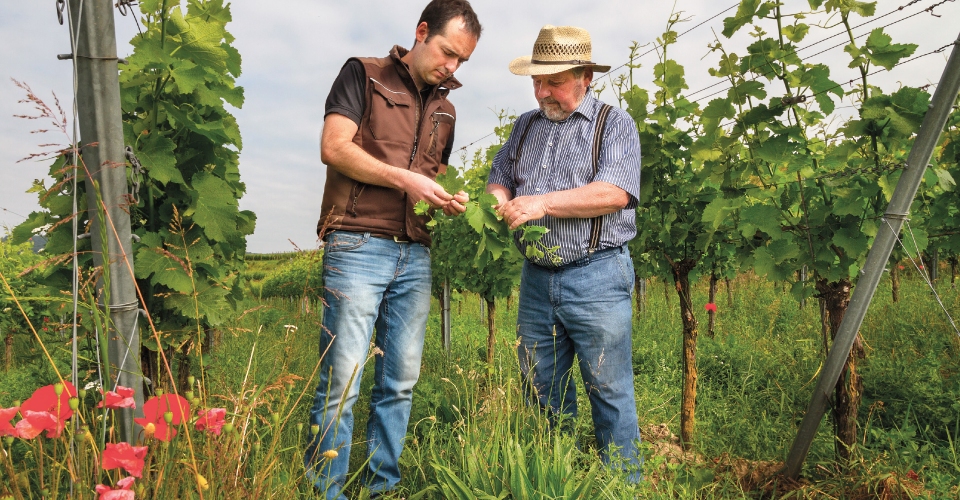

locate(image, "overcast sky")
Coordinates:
2 0 958 252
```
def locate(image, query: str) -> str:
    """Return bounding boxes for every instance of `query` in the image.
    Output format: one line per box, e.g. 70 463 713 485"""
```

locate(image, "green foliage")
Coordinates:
121 0 254 349
429 159 522 303
258 252 324 301
428 114 557 303
0 237 46 335
428 416 612 499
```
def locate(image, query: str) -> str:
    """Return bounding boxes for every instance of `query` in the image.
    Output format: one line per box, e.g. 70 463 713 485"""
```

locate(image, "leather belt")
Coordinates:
370 233 412 243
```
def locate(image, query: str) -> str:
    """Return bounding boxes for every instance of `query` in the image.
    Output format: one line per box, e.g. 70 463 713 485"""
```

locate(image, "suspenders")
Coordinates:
512 103 614 254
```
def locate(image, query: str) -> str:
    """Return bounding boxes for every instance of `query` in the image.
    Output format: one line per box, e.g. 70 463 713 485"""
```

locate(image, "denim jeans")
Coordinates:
304 231 431 499
516 245 642 478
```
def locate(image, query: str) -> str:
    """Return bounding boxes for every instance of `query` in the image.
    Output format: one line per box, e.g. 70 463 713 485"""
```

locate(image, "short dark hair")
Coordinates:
418 0 482 42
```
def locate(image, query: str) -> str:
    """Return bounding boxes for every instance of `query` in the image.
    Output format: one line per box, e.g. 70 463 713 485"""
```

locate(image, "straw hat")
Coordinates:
509 25 611 76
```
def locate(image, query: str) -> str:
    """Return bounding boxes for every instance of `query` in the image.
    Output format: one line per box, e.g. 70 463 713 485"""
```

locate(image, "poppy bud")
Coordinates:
69 398 80 411
187 376 196 386
223 422 235 434
155 389 164 396
296 423 303 434
79 389 87 399
196 474 209 491
164 411 174 424
185 391 194 400
310 424 320 436
270 413 280 425
322 449 338 459
54 383 64 396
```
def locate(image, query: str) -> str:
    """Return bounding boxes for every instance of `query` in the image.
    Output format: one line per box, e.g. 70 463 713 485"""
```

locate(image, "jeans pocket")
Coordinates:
325 231 368 252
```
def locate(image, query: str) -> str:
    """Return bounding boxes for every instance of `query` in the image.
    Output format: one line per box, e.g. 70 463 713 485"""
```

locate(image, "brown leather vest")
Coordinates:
317 45 459 246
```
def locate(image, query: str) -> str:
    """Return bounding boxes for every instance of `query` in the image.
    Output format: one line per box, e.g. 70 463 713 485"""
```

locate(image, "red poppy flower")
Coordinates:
133 394 190 441
0 406 18 437
195 408 227 436
21 382 77 420
95 476 136 500
99 386 136 410
15 410 61 439
102 442 148 478
704 303 718 313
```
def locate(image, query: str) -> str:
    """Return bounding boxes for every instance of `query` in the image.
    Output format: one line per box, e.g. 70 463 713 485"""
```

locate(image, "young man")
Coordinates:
487 25 643 479
305 2 480 498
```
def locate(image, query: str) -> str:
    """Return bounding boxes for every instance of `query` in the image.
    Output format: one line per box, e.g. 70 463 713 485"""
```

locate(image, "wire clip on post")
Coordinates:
781 95 808 106
57 53 129 65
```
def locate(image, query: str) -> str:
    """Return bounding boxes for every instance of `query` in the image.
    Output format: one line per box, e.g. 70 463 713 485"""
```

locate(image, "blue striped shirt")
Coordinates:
488 95 642 267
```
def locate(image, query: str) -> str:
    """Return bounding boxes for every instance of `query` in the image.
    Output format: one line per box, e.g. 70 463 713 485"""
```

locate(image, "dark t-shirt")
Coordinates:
324 59 456 164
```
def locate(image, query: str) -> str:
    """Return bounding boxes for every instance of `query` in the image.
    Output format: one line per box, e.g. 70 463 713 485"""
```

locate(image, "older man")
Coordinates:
306 1 481 498
487 25 642 477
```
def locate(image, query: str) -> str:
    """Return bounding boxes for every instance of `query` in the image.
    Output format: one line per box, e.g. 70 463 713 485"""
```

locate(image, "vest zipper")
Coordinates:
410 90 423 166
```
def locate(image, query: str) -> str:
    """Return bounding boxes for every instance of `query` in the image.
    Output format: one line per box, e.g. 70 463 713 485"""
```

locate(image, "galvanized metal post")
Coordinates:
67 0 144 443
784 33 960 479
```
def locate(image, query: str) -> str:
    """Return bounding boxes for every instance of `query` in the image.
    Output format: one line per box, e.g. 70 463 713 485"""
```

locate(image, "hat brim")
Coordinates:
508 56 611 76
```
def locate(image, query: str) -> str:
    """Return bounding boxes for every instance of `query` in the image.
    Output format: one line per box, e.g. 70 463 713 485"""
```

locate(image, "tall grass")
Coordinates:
3 263 959 498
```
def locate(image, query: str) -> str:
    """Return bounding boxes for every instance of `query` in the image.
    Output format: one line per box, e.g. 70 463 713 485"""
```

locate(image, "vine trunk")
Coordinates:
816 278 863 462
670 258 699 450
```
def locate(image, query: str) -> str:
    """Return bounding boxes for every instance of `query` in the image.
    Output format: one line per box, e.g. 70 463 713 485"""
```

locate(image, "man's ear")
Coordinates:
584 68 595 87
414 21 430 46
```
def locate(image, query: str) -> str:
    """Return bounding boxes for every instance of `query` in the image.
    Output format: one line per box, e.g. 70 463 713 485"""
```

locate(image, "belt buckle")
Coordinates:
394 235 407 243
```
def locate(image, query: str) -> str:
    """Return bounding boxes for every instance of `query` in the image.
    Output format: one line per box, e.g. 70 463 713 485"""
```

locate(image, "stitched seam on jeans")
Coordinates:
327 232 366 252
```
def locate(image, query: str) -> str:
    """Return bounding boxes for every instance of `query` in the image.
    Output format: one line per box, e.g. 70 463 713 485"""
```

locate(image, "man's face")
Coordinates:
407 17 478 89
532 69 592 122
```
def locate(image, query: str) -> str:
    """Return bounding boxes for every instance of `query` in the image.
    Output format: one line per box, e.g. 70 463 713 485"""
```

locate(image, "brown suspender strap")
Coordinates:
511 113 540 180
589 104 614 253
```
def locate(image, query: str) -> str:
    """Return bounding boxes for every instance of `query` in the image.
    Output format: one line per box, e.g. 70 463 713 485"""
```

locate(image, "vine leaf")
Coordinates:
135 232 194 293
797 65 842 115
862 28 917 71
188 172 240 242
137 134 182 185
722 0 775 38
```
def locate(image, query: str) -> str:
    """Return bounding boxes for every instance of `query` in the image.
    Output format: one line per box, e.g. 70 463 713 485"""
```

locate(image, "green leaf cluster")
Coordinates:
12 0 256 360
121 0 255 349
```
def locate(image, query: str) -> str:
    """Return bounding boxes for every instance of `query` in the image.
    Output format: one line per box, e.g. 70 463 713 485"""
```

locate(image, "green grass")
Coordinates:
194 270 960 498
3 269 957 498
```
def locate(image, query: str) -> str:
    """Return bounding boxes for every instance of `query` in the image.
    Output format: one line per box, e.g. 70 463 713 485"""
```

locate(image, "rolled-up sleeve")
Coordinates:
594 108 641 209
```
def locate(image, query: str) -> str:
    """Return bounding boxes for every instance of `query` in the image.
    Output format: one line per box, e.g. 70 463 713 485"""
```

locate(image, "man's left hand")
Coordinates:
440 191 470 216
497 195 548 230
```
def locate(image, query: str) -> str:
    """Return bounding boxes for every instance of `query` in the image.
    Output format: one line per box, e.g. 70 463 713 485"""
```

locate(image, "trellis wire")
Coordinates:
884 217 960 338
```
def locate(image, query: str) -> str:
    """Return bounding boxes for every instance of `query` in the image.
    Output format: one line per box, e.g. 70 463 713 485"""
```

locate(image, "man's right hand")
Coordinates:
402 171 455 209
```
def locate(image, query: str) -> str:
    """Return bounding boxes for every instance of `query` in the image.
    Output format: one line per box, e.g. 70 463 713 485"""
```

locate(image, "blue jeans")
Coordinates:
304 231 431 499
517 245 642 478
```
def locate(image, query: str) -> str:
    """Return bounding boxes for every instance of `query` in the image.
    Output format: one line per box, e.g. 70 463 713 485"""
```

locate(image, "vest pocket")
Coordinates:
368 78 415 144
428 111 455 159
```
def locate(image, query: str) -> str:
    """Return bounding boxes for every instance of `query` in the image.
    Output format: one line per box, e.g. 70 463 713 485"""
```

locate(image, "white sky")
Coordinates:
2 0 958 252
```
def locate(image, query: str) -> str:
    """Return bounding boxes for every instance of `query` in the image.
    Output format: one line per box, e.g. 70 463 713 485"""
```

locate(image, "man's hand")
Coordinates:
497 195 548 230
441 191 469 216
403 172 454 209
